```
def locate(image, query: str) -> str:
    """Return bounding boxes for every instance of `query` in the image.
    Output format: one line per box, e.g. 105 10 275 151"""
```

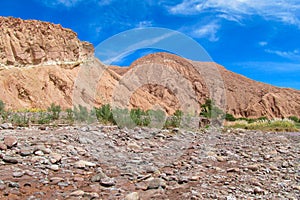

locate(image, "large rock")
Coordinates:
0 16 93 67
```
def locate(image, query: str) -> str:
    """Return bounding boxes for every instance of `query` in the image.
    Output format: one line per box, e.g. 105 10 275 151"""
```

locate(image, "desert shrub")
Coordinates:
225 113 236 121
130 108 150 126
147 109 166 128
66 108 74 123
10 113 30 127
200 99 224 119
288 116 299 123
73 105 96 123
112 108 134 128
95 104 115 124
226 118 298 132
164 110 183 128
36 112 51 124
0 100 8 121
47 103 61 120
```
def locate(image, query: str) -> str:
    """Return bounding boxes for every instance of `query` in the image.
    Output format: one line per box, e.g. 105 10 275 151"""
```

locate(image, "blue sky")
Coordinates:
1 0 300 89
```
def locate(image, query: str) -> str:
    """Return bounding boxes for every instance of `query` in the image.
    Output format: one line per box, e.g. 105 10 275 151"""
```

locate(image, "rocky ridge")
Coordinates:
0 17 93 68
0 16 299 119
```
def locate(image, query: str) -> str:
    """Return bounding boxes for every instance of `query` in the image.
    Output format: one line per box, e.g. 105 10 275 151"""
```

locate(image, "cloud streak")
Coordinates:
192 21 220 42
265 49 300 61
168 0 300 28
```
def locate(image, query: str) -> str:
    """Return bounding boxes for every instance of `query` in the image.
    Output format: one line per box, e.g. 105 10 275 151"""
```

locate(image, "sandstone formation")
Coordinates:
0 16 299 119
0 16 93 67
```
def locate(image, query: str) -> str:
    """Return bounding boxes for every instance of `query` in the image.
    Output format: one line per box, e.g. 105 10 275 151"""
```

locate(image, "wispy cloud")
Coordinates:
259 41 268 47
168 0 300 28
137 21 153 28
235 61 300 73
192 21 220 42
265 49 300 60
40 0 85 7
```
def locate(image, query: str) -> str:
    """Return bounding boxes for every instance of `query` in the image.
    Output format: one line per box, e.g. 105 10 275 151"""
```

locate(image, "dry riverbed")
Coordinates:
0 123 299 199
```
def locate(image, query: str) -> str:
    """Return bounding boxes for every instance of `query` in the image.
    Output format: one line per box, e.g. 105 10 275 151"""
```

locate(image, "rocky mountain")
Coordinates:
0 17 93 68
0 16 299 119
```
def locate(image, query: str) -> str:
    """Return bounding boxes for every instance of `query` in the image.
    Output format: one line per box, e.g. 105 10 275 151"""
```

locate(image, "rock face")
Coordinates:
0 17 93 67
0 16 299 119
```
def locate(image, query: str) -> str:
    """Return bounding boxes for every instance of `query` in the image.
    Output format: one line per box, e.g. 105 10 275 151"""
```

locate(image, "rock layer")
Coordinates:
0 17 93 67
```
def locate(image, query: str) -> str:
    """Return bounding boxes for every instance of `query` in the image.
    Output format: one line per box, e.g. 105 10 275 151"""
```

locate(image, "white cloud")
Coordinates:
41 0 85 7
235 61 300 73
192 22 220 42
168 0 300 28
259 41 268 46
265 49 300 60
137 21 153 28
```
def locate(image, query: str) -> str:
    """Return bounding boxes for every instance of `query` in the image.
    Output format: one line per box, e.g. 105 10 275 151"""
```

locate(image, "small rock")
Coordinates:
49 153 62 164
12 171 24 178
20 148 33 156
8 182 19 188
127 142 141 151
0 142 7 151
34 150 44 156
3 155 19 164
34 145 52 154
100 177 116 187
253 187 265 195
74 160 96 168
247 164 260 171
227 168 240 173
1 123 13 130
50 177 64 184
58 182 69 187
292 185 300 191
70 190 85 196
91 172 107 182
4 136 18 148
125 192 140 200
48 165 59 171
147 178 166 190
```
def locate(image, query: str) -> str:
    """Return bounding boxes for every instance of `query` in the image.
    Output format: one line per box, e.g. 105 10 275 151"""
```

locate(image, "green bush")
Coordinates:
66 108 74 123
288 116 299 123
95 104 115 124
112 108 134 128
10 113 30 127
130 108 150 126
0 100 8 121
200 99 224 119
227 118 298 132
73 105 96 123
36 112 51 124
47 103 61 120
164 110 183 128
225 113 236 121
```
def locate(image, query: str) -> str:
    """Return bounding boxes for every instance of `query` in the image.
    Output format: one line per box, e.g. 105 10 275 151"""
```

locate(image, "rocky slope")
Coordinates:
0 17 93 67
0 16 300 119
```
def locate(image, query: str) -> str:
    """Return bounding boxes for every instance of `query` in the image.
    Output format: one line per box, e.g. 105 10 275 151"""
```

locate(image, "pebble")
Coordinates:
4 136 18 148
125 192 140 200
74 160 96 168
147 178 166 189
3 155 19 164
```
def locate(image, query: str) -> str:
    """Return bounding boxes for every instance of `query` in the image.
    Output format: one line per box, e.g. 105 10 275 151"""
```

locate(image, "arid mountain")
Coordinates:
0 16 299 119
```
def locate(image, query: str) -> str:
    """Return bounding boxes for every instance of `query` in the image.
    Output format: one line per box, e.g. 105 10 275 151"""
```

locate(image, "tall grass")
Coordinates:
226 118 298 132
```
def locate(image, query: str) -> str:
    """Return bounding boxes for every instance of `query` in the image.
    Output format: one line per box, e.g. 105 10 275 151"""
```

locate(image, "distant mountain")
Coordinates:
0 16 299 119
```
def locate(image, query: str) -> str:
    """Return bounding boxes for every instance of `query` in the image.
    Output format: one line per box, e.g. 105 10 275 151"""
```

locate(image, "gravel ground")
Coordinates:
0 124 299 199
